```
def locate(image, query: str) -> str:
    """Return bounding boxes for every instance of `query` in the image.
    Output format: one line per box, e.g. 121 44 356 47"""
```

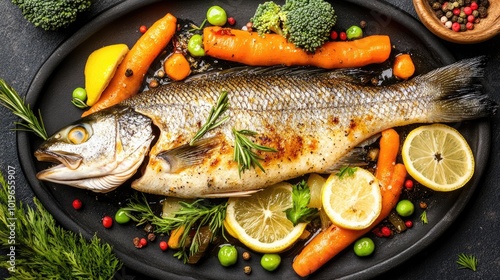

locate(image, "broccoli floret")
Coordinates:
12 0 92 31
283 0 337 52
250 0 337 53
250 1 284 36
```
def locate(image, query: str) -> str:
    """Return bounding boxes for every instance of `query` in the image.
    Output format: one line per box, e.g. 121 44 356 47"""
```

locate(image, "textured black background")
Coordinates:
0 0 499 279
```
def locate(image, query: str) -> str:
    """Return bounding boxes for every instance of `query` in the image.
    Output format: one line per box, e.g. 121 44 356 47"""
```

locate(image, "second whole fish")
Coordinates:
34 57 497 198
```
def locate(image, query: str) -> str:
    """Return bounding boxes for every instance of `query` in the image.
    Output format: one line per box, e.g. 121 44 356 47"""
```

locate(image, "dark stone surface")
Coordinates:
0 0 498 279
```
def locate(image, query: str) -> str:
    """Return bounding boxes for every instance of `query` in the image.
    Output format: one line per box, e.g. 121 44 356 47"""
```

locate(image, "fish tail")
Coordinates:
417 56 497 122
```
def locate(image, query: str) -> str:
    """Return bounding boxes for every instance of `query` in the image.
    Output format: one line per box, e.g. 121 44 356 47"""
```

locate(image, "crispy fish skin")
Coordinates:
35 57 496 197
126 58 495 197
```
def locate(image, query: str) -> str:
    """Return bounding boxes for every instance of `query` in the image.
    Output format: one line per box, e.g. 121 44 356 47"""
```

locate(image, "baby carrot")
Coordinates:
393 53 415 80
203 26 391 69
292 129 406 277
375 129 400 188
164 53 191 81
82 13 177 117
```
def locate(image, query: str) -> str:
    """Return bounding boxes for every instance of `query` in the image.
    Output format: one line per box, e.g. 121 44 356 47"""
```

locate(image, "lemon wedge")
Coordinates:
402 124 474 192
321 168 382 230
225 182 307 253
84 44 129 106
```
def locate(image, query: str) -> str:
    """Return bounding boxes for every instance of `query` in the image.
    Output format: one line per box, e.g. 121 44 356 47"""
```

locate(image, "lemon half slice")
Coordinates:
321 168 382 230
84 44 129 106
402 124 474 192
225 182 307 253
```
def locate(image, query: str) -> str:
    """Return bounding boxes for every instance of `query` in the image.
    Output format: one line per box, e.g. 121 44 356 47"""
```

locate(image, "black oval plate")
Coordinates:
17 0 490 279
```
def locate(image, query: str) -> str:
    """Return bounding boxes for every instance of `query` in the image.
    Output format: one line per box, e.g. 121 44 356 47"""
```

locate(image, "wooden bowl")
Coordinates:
413 0 500 44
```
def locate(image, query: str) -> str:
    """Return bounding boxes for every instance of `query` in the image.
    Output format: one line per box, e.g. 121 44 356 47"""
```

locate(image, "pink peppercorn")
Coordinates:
227 17 236 26
466 22 474 30
339 31 347 41
453 8 461 16
381 226 392 237
452 22 461 32
72 199 83 210
470 1 478 10
140 238 148 247
464 6 473 16
405 220 413 228
102 216 113 229
404 179 414 190
330 30 338 40
467 15 475 23
159 241 168 251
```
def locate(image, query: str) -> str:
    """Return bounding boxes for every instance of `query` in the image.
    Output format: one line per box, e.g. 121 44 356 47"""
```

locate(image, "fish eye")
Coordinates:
67 125 91 144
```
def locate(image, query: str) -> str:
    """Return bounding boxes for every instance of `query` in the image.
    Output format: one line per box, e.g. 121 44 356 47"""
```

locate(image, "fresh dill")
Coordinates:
232 129 278 175
457 253 478 271
0 172 122 279
420 210 428 224
0 79 48 140
337 166 357 178
123 194 227 263
190 91 229 145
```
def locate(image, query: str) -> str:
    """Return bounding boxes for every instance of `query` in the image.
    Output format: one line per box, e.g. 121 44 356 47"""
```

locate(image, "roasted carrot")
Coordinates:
292 130 406 277
375 128 400 188
82 13 177 117
164 53 191 81
203 26 391 69
393 53 415 80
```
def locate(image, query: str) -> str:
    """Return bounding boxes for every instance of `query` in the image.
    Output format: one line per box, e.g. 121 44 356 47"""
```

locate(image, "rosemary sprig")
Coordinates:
232 129 278 175
457 253 478 271
190 91 229 145
123 194 227 263
0 171 122 279
0 79 48 140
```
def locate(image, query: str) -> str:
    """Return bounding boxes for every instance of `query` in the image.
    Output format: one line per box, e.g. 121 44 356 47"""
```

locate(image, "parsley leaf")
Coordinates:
284 180 319 226
337 166 357 179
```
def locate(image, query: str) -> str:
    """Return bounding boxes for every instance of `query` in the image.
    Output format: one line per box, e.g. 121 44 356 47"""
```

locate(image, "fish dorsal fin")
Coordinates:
156 137 221 173
183 66 330 83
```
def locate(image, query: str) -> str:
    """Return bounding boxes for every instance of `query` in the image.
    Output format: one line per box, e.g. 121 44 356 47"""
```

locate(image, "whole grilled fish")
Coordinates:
35 57 496 198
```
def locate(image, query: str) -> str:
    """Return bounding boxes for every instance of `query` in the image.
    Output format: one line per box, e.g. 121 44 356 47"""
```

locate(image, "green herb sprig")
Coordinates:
0 172 122 279
190 91 229 145
123 194 227 263
337 166 357 178
232 129 277 175
457 253 478 271
285 180 319 226
0 79 48 140
420 210 428 224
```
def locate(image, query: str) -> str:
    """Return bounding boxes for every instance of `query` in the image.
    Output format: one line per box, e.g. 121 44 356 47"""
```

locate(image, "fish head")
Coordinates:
35 106 154 192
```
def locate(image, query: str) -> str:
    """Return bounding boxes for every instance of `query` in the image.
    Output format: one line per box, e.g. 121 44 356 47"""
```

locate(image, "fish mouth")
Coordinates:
35 150 83 170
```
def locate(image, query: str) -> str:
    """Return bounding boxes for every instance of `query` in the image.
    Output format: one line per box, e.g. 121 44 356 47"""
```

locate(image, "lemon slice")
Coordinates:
321 168 382 230
84 44 129 106
225 182 307 253
402 124 474 192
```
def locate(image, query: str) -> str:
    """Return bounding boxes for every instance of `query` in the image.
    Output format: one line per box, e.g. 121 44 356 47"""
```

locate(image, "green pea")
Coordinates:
353 237 375 257
396 199 415 217
114 208 131 224
218 245 238 267
188 34 205 57
260 253 281 271
207 6 227 26
72 87 87 101
346 25 363 40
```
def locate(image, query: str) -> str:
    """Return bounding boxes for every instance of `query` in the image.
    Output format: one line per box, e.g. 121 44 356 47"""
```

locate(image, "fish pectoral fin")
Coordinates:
201 189 263 198
325 134 381 172
156 137 221 173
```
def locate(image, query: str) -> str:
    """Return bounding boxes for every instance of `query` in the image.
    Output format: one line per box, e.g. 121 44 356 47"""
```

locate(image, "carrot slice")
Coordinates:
393 53 415 80
82 13 177 117
164 53 191 81
292 129 406 277
203 26 391 69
